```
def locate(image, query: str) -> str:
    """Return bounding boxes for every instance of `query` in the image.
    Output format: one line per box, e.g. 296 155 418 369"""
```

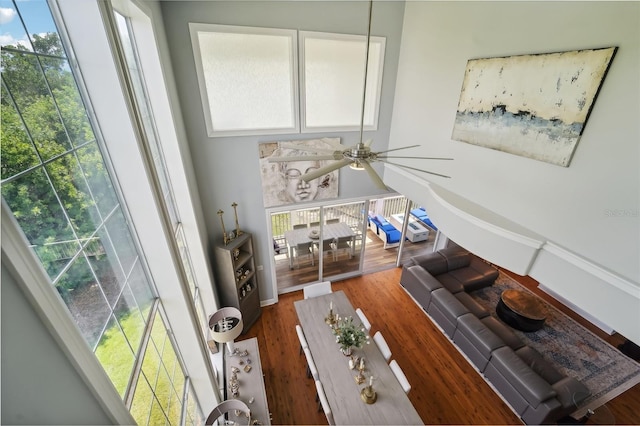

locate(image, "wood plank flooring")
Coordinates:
239 266 640 424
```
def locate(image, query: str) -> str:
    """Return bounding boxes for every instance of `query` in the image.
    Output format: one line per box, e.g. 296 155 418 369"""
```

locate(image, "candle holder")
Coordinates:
325 309 337 326
354 368 366 385
232 202 243 238
218 210 230 245
360 384 377 404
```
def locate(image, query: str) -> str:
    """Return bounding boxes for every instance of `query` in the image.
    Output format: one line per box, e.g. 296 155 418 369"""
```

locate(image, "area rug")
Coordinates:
471 272 640 417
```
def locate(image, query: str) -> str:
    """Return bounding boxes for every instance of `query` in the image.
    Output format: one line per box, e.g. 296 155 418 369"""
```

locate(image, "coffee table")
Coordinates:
497 289 548 332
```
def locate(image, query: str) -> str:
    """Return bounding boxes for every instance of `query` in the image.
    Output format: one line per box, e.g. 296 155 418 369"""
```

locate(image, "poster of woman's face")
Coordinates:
259 138 340 208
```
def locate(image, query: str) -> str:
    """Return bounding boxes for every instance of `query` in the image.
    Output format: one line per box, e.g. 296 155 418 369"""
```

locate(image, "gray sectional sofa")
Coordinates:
400 246 590 425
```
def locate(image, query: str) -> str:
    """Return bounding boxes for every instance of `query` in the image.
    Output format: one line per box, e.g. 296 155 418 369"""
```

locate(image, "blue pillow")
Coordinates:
375 215 389 225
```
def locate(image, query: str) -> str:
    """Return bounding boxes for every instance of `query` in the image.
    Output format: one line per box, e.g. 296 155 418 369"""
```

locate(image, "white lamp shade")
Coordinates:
205 399 250 425
208 307 243 343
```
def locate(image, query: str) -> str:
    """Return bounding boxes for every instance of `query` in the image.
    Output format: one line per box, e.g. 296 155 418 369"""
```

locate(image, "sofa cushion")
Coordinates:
551 376 591 411
454 291 490 318
400 265 442 309
468 257 499 284
437 273 465 294
428 288 469 337
482 316 525 351
446 267 492 292
410 252 448 276
489 346 558 407
438 246 471 270
516 346 565 384
454 313 505 370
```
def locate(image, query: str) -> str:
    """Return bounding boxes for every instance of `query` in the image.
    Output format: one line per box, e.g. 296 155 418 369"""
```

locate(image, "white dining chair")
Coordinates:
303 347 319 380
326 218 340 224
303 281 332 299
373 331 391 362
390 359 411 394
310 221 320 227
296 324 308 355
315 380 335 425
356 308 371 332
293 223 308 229
293 241 314 268
332 236 353 260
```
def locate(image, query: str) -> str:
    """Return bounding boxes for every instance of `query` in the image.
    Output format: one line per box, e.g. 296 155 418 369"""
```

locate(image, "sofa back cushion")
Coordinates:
439 246 471 270
410 252 448 276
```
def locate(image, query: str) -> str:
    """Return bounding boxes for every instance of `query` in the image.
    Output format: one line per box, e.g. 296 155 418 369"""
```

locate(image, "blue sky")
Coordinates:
0 0 57 48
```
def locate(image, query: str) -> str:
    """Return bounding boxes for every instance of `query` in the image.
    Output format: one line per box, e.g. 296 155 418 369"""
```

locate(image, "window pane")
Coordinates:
45 152 101 239
95 315 136 398
1 168 79 280
191 24 297 135
128 261 154 313
0 84 41 179
78 142 118 217
43 57 94 148
301 32 385 131
16 0 64 55
2 51 72 160
56 255 111 349
105 208 138 276
114 285 146 354
130 373 154 426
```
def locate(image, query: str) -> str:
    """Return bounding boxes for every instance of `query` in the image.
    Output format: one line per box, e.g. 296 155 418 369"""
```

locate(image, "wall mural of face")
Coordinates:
282 160 321 203
258 138 340 208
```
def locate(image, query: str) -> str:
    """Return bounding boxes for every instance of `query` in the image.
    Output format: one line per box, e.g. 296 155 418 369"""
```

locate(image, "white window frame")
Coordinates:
189 23 300 137
299 31 386 133
50 0 219 414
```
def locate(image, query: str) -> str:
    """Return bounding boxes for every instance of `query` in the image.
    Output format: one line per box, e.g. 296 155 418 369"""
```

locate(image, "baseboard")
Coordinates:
538 284 615 335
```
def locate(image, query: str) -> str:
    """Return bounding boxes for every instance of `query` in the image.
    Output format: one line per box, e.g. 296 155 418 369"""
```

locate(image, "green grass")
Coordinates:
95 307 185 425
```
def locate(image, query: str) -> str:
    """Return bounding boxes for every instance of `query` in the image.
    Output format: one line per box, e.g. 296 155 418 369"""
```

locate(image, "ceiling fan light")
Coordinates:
350 160 365 171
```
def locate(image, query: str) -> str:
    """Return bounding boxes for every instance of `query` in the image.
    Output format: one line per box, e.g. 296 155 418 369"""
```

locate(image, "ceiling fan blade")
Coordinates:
375 144 420 155
268 154 341 163
380 160 451 179
301 158 352 182
377 155 454 161
278 138 347 153
361 160 387 190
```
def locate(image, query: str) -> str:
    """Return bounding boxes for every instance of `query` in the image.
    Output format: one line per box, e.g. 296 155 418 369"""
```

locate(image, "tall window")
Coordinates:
114 11 208 337
0 1 202 424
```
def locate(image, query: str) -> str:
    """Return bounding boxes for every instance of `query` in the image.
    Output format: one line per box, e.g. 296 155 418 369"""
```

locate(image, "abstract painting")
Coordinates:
452 47 617 166
259 138 340 208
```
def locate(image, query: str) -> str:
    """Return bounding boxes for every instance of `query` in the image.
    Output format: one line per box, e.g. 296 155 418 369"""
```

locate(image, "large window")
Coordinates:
190 23 299 137
114 10 208 338
300 31 385 132
0 0 203 424
190 24 385 137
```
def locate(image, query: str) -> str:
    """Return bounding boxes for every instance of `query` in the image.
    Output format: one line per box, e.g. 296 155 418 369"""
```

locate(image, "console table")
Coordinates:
224 338 271 425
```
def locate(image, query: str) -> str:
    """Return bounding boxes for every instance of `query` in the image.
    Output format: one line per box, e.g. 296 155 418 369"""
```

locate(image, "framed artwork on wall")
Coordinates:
452 47 617 167
259 138 340 208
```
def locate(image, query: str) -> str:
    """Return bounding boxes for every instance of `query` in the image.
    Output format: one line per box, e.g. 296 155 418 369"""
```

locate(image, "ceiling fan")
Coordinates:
269 0 452 190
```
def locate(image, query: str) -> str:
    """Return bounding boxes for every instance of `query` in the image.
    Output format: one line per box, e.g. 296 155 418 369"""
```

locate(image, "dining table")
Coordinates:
284 222 355 269
294 290 424 425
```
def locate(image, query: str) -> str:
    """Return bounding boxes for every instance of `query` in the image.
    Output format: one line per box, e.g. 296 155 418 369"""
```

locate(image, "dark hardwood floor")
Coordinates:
241 267 640 425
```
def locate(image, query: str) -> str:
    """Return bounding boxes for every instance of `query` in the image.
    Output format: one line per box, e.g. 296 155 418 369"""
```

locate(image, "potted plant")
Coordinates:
334 316 370 356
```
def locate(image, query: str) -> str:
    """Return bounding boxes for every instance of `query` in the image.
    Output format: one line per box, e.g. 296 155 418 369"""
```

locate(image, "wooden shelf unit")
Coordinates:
213 232 261 333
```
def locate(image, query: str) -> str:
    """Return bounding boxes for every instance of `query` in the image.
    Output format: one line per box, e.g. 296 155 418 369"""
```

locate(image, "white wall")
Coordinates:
387 1 639 343
159 1 405 302
1 263 114 425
